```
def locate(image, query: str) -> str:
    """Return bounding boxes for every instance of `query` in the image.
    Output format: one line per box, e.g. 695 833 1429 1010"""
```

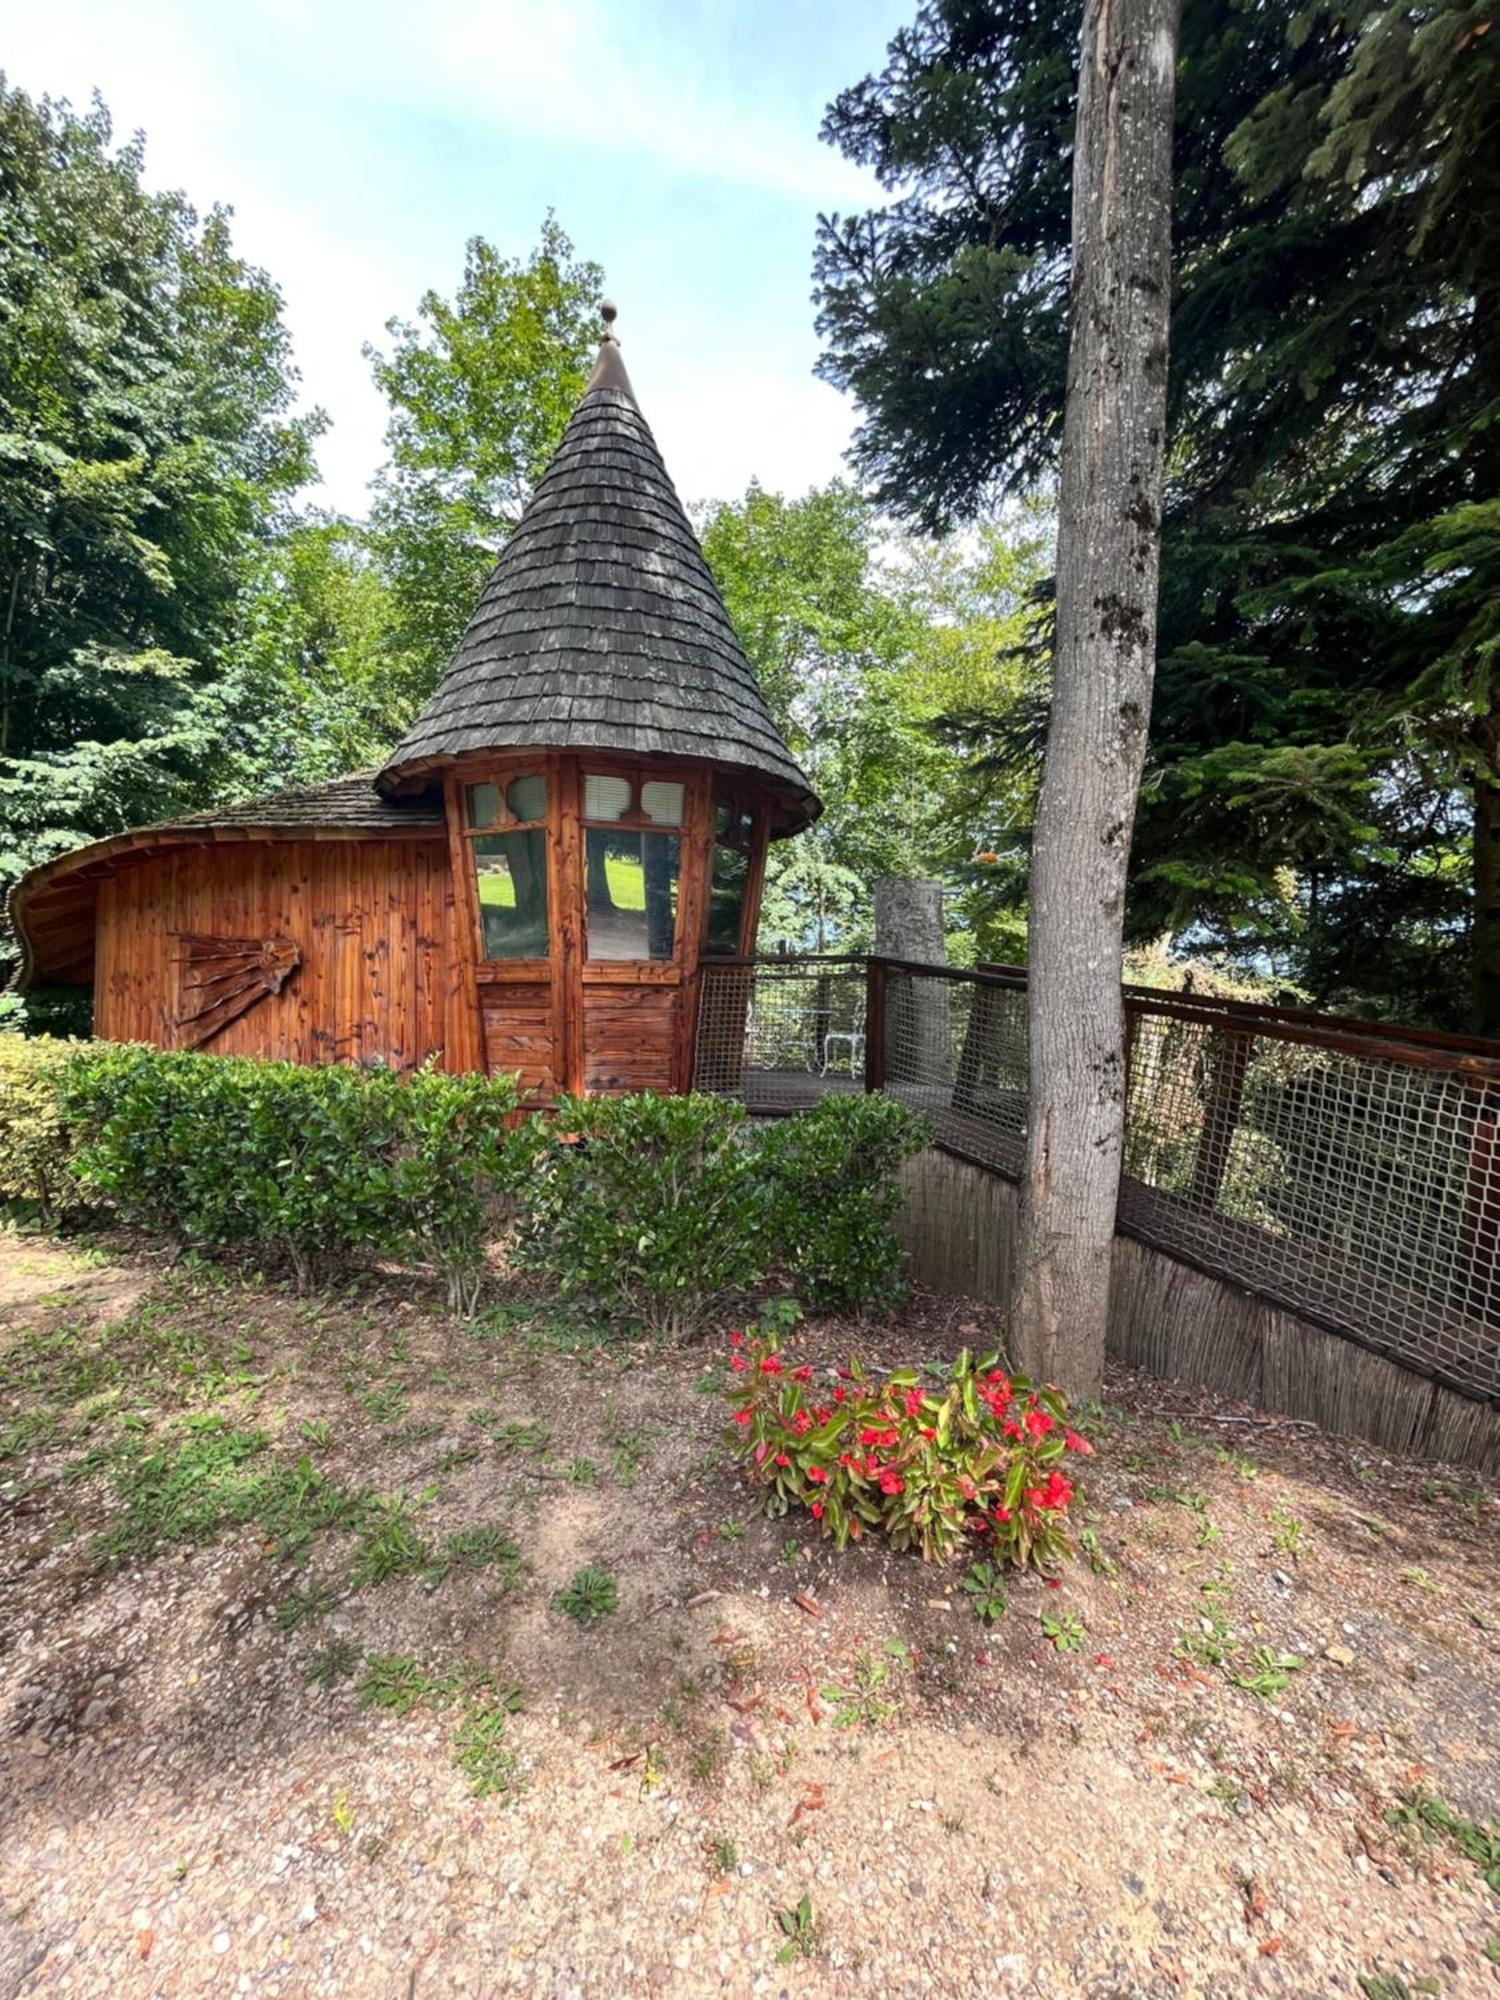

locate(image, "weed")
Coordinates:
554 1563 617 1624
277 1581 338 1631
689 1727 729 1782
1387 1789 1500 1892
1077 1527 1116 1577
566 1456 598 1486
1269 1504 1304 1558
452 1691 525 1802
960 1560 1010 1624
1358 1976 1439 1999
298 1417 333 1450
350 1486 436 1588
1040 1609 1086 1653
716 1519 745 1541
774 1896 821 1964
331 1791 355 1837
428 1524 524 1590
820 1639 911 1728
94 1429 363 1564
780 1537 801 1563
1209 1775 1246 1816
430 1442 480 1474
357 1653 439 1715
707 1834 739 1876
470 1410 552 1455
1399 1564 1438 1592
305 1640 359 1687
356 1381 409 1427
1231 1645 1303 1699
1213 1446 1259 1481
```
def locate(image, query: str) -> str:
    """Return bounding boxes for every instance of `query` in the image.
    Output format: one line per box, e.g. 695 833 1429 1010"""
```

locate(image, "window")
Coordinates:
464 773 549 960
705 791 758 955
582 771 684 961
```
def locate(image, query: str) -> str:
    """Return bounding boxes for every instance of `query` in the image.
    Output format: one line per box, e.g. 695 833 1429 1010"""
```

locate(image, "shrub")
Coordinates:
62 1044 534 1300
516 1092 771 1340
756 1093 930 1310
724 1327 1092 1568
0 1034 85 1222
389 1064 536 1312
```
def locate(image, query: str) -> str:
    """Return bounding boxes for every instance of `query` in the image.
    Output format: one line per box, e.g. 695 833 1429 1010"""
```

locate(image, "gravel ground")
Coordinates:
1 1228 1497 1999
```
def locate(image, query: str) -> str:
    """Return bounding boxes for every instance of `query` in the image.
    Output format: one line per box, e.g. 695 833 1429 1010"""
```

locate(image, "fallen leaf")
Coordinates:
137 1932 153 1961
1325 1717 1358 1740
792 1592 820 1618
1258 1939 1283 1957
607 1754 641 1772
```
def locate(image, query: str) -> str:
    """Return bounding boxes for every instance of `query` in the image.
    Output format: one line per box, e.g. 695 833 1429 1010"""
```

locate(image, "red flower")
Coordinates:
877 1468 905 1496
729 1355 748 1373
859 1428 881 1447
993 1505 1011 1524
792 1410 813 1435
1003 1420 1022 1441
732 1409 753 1426
729 1330 744 1348
920 1427 936 1440
1024 1407 1055 1440
865 1455 880 1476
903 1390 924 1417
775 1452 790 1468
813 1406 832 1424
838 1452 856 1468
760 1355 782 1376
810 1501 824 1519
806 1465 827 1484
1064 1428 1094 1456
832 1387 847 1403
1037 1469 1073 1510
792 1365 814 1384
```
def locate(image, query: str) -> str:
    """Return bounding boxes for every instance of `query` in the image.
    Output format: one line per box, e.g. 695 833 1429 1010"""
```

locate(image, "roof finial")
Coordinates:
600 299 619 346
584 298 634 397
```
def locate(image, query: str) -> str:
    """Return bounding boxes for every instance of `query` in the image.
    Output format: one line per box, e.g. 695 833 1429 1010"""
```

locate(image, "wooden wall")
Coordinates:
94 837 478 1071
895 1147 1500 1476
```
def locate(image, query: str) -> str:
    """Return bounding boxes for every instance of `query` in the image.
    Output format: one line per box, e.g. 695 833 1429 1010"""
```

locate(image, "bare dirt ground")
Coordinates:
1 1227 1497 2000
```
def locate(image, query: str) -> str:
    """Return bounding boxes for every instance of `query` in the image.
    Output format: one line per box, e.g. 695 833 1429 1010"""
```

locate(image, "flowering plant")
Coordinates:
724 1328 1092 1568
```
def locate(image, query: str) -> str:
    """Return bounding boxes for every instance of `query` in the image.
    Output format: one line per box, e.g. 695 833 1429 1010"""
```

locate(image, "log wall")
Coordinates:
896 1147 1500 1476
94 838 476 1071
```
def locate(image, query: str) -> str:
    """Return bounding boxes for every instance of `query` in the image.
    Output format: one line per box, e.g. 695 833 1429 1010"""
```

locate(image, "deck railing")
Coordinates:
692 955 1500 1407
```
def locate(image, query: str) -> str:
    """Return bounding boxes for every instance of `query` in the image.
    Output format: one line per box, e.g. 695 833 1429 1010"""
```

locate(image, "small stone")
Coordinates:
213 1933 230 1955
1324 1644 1355 1666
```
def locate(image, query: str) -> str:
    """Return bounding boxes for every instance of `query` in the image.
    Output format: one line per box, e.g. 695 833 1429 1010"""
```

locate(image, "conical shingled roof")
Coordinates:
376 319 819 833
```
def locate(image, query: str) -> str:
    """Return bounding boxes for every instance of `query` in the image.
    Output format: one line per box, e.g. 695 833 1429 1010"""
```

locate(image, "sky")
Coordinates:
5 0 911 518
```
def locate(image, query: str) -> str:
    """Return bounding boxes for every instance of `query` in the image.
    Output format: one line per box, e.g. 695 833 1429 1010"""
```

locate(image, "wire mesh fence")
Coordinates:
693 957 1500 1404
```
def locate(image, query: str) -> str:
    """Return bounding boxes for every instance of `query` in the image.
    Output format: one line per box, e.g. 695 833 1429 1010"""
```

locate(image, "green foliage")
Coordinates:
0 1035 86 1220
0 83 317 990
819 1637 911 1728
814 1 1500 1028
757 1093 930 1309
726 1334 1091 1568
365 216 602 705
1388 1789 1500 1894
960 1560 1010 1624
349 1486 436 1588
93 1423 362 1564
516 1093 770 1340
60 1045 527 1301
773 1896 822 1964
452 1695 525 1802
553 1563 617 1624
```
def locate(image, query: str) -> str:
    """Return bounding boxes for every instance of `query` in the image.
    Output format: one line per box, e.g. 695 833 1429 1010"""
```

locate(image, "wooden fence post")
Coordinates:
1188 1026 1252 1209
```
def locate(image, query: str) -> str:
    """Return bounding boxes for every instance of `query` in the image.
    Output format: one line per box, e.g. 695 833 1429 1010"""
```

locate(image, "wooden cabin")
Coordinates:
8 309 819 1098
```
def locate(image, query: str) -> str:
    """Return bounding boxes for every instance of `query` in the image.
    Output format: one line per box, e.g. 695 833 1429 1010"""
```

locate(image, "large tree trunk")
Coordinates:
1011 0 1180 1398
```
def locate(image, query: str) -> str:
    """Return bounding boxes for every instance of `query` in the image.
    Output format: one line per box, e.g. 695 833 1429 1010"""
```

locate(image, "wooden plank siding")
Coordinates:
93 837 464 1071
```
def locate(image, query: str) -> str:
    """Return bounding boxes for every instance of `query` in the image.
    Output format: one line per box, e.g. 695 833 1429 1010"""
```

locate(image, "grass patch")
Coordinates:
554 1563 617 1624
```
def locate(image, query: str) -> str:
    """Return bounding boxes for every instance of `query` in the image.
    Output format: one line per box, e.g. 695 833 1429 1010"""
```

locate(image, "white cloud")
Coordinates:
5 0 890 514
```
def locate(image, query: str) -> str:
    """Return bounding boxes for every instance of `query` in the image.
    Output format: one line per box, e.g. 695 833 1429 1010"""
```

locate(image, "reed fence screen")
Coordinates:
692 956 1500 1407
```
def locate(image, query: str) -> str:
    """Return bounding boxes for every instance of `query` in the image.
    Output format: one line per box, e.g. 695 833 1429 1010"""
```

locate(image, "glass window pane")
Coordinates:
714 798 734 839
466 782 501 830
705 843 749 955
640 779 685 827
584 772 633 822
472 830 549 959
506 773 546 823
585 829 679 961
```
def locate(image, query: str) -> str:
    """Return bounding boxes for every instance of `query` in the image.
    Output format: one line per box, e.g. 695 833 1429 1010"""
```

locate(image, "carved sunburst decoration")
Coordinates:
172 933 301 1048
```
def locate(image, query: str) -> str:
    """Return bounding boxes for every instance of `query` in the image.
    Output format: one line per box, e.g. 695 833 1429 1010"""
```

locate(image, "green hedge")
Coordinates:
757 1093 932 1310
0 1034 85 1223
61 1046 528 1303
9 1041 930 1330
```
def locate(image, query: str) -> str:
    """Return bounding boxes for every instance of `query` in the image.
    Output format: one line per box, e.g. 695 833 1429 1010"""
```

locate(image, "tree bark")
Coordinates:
1011 0 1180 1398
